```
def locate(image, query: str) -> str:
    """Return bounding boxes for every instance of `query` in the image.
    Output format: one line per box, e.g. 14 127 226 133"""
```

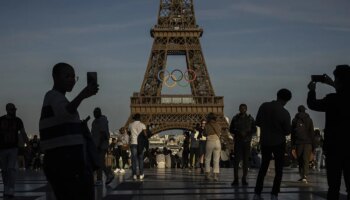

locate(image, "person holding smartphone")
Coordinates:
39 63 99 200
307 65 350 200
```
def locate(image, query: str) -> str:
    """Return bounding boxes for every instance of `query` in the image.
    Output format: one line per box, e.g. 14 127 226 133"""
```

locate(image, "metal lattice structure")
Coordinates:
125 0 229 136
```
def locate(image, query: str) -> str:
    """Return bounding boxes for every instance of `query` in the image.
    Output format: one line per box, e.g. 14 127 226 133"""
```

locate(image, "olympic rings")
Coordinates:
157 69 196 88
163 74 177 88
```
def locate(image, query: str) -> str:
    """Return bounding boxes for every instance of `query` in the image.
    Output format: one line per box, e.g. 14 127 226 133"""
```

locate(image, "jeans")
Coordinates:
255 143 285 196
314 147 323 170
0 148 18 195
130 144 144 175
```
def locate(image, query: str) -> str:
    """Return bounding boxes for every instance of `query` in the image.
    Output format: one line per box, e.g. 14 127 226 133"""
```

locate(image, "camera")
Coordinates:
311 74 327 82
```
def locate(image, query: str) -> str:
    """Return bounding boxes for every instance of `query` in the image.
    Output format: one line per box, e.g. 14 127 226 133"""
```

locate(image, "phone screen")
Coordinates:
87 72 97 85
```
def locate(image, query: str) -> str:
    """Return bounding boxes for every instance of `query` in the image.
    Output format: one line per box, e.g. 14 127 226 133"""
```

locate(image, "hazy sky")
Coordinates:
1 1 350 135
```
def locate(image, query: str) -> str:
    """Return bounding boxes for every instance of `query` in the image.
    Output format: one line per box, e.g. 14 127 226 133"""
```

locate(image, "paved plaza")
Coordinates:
0 167 348 200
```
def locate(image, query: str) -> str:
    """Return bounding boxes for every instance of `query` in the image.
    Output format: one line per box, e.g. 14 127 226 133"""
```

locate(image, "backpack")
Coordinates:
294 118 308 141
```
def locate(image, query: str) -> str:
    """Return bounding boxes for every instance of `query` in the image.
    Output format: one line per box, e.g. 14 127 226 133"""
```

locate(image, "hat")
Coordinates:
298 105 307 112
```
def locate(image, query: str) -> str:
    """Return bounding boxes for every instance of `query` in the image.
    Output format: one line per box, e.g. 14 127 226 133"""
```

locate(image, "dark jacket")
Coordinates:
307 90 350 152
291 112 314 145
256 100 291 146
230 113 256 142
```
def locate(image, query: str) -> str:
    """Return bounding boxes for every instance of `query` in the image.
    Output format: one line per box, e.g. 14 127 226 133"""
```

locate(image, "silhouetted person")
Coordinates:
313 129 323 171
128 113 147 180
253 89 292 200
39 62 98 200
114 127 129 173
230 104 256 186
182 131 190 169
189 128 199 169
0 103 29 198
196 120 207 174
29 134 41 170
291 105 314 183
307 64 350 200
91 107 114 185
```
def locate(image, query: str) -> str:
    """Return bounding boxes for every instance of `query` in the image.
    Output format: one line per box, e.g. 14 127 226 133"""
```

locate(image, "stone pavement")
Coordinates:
0 167 348 200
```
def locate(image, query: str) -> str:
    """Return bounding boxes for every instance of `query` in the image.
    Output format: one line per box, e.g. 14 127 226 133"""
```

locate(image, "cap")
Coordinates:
298 105 307 112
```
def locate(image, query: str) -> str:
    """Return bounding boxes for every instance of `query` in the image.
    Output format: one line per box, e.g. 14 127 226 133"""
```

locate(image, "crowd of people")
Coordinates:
1 63 349 200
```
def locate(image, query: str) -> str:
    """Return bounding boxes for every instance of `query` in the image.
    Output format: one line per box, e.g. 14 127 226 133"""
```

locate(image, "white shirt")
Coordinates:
128 120 146 145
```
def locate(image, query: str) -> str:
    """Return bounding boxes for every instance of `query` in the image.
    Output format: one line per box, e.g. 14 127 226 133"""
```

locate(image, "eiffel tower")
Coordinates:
125 0 229 136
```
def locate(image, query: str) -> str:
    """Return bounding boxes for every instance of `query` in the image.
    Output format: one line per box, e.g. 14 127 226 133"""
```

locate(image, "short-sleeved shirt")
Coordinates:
117 133 129 146
128 120 146 145
39 89 84 151
0 115 24 149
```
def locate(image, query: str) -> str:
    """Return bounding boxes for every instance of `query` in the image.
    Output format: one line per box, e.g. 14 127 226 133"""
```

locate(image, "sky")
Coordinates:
1 0 350 136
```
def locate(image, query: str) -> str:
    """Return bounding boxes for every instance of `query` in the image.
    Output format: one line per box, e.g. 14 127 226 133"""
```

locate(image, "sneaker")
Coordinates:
301 178 308 183
114 168 120 173
119 169 125 173
253 194 263 200
271 194 278 200
231 180 239 186
133 175 137 180
139 174 144 180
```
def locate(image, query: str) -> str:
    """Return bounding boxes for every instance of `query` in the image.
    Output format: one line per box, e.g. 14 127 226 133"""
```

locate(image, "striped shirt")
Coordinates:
39 90 84 151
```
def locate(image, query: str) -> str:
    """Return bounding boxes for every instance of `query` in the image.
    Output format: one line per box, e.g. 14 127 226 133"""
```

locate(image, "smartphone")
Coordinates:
311 74 326 82
87 72 97 85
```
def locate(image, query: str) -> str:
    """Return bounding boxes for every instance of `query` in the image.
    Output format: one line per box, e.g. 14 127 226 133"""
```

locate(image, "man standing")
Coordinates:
291 105 314 183
39 62 98 200
128 113 147 180
230 104 256 186
0 103 29 198
91 107 114 185
253 89 292 200
307 65 350 200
